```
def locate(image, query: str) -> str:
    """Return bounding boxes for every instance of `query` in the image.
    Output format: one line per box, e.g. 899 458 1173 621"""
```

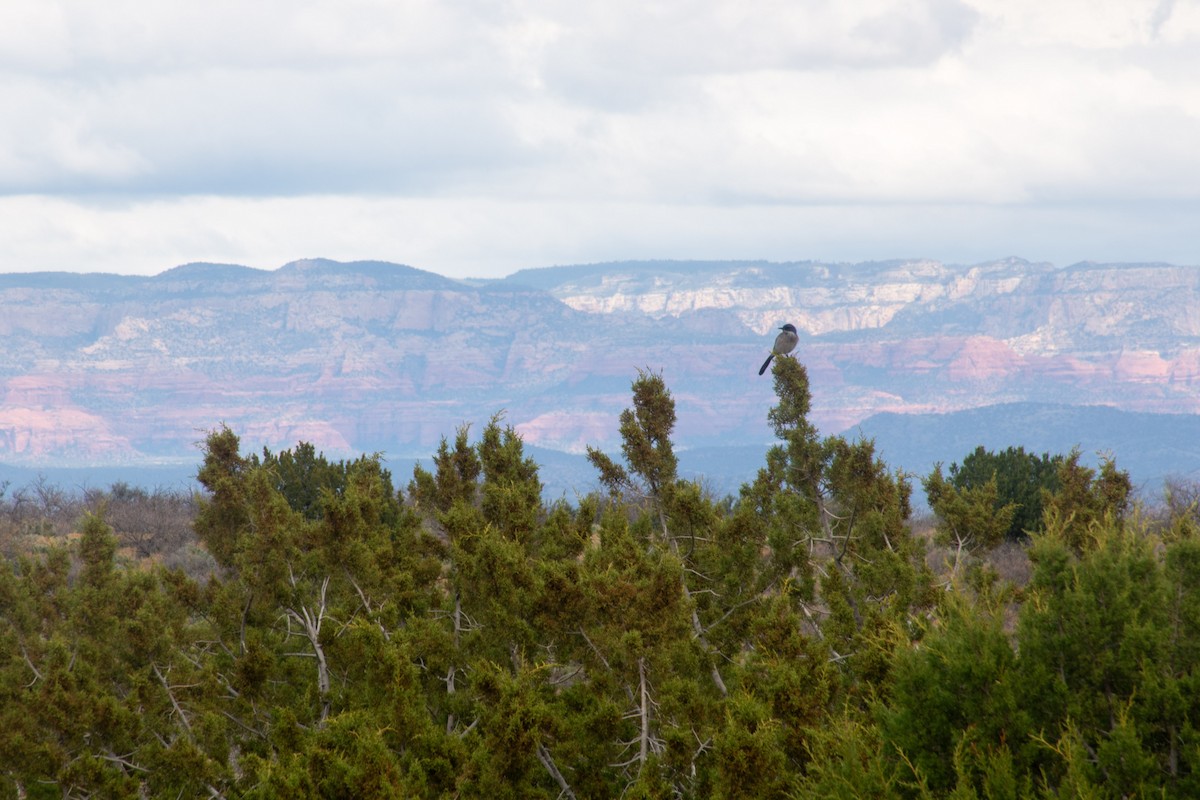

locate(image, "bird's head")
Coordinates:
780 323 797 334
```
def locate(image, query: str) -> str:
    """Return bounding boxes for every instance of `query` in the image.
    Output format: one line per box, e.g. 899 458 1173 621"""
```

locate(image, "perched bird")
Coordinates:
758 323 799 375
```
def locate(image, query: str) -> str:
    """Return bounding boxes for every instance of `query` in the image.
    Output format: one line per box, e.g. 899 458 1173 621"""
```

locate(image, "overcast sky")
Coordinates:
2 0 1198 278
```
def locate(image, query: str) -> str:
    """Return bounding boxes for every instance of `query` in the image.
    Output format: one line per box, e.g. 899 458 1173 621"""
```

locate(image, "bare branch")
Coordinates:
220 710 268 740
153 663 193 735
101 751 149 773
536 742 578 800
638 657 650 769
348 573 390 641
282 575 332 723
19 643 42 688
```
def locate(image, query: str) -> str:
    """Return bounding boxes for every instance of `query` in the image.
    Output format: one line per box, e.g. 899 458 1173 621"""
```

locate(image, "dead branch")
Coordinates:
536 742 578 800
153 663 193 735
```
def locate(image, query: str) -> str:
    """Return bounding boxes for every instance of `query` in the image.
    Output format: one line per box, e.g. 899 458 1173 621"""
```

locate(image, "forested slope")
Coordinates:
0 359 1196 798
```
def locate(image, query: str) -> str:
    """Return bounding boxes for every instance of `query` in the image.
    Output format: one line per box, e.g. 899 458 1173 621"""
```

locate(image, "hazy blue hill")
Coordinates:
12 401 1193 506
277 258 464 290
416 405 1200 503
853 403 1200 496
142 263 276 300
157 262 270 281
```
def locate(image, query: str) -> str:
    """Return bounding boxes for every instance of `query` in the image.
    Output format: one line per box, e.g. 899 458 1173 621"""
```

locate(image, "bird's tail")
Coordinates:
758 354 774 376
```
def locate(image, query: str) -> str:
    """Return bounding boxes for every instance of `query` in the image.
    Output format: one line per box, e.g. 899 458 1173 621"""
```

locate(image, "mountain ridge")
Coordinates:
1 257 1198 495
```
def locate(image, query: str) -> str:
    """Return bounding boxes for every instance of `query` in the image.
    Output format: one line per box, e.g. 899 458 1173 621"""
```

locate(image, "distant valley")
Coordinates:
3 257 1200 498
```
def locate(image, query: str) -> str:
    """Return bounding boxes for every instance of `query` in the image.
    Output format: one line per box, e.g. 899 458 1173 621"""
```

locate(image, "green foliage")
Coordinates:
253 440 396 522
194 424 251 568
925 464 1016 552
794 716 908 799
586 368 679 520
711 692 797 798
756 356 934 705
883 596 1026 793
410 424 482 515
875 518 1200 799
945 445 1063 541
1041 451 1133 553
3 373 1197 798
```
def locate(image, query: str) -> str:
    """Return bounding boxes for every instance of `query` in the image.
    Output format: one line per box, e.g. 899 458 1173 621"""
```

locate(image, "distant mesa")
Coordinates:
0 256 1195 494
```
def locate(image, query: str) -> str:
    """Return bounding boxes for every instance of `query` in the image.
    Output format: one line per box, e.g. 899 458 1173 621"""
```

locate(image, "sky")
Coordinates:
2 0 1198 279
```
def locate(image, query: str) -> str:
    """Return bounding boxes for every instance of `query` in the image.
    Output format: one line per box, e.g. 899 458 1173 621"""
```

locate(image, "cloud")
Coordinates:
1 1 541 195
0 0 1198 274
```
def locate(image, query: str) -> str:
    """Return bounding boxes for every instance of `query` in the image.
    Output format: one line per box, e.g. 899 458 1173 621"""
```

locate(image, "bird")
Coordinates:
758 323 799 375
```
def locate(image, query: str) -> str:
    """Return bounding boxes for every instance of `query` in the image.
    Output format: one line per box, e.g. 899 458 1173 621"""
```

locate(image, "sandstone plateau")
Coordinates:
3 257 1199 489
